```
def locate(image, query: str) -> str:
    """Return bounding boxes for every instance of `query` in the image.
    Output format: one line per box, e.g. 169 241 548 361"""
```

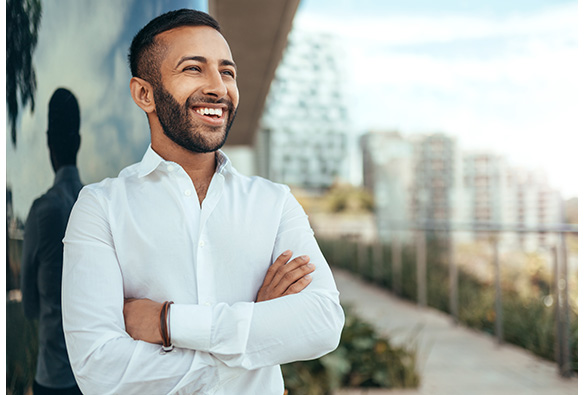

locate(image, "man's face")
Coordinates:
153 26 239 153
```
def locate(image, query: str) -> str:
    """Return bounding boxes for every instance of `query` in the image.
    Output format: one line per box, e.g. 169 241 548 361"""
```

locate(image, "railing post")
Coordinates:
392 236 402 296
552 245 561 371
356 240 365 275
448 230 458 323
417 230 427 307
493 237 503 345
556 233 572 377
373 241 384 284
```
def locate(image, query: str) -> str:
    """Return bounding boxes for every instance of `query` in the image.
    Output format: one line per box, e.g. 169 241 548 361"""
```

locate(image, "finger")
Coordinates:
261 250 292 287
271 255 311 285
283 274 313 296
273 261 315 295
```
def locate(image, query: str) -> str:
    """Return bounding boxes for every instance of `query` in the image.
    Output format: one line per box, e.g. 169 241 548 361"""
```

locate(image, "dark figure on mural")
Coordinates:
61 9 344 394
21 88 83 395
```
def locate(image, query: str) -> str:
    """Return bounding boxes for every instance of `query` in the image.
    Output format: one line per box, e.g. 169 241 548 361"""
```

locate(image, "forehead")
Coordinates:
156 25 233 67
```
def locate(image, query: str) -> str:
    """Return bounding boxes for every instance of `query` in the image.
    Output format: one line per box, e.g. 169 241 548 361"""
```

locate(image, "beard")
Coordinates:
152 83 237 153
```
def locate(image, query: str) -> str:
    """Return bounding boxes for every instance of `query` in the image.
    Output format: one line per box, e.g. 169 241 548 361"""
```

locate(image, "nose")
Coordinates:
202 69 227 99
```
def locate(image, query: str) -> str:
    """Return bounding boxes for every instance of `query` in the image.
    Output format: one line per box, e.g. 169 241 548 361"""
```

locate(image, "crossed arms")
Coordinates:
123 251 316 345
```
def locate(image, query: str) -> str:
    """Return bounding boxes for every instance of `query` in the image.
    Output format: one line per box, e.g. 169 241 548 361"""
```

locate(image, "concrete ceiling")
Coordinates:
208 0 300 146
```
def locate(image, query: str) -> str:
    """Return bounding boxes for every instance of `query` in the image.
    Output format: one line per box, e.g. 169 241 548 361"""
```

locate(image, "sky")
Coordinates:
295 0 580 198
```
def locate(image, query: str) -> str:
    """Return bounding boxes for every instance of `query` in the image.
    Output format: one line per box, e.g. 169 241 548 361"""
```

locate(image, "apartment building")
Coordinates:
257 28 349 190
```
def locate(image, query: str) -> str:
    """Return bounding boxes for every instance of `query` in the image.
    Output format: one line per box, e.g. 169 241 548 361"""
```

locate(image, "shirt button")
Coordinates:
199 240 205 247
184 189 192 196
204 302 211 306
167 165 174 172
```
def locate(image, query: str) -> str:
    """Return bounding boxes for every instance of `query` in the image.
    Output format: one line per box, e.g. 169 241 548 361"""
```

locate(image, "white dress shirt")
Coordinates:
62 147 344 394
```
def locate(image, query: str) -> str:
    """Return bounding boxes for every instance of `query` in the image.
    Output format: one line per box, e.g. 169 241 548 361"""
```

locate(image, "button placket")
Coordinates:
194 174 224 309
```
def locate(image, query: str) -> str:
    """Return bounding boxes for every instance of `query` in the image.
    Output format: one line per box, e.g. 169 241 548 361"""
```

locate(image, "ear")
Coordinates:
129 77 156 114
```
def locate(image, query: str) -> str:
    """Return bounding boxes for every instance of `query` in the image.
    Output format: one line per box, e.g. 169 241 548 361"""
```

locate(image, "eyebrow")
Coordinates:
175 55 237 71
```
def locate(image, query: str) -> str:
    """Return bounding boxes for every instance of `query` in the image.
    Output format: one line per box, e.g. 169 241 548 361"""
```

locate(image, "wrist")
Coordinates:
159 301 174 352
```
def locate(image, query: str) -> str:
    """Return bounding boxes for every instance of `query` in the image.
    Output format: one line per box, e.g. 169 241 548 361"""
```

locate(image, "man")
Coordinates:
21 88 83 395
62 9 344 394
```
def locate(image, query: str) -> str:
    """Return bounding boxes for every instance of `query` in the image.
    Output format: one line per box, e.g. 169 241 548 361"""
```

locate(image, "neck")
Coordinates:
151 132 217 205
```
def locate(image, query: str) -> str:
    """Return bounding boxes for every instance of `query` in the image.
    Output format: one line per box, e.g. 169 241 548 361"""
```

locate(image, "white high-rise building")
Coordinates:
462 152 509 239
361 132 414 242
462 153 562 249
362 132 465 243
256 28 349 190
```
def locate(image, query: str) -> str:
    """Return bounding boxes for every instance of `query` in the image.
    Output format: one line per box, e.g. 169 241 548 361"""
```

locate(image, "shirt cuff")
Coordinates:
169 304 213 351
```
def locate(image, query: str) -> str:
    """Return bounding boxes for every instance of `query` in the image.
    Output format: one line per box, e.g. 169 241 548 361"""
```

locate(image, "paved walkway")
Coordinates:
332 268 578 395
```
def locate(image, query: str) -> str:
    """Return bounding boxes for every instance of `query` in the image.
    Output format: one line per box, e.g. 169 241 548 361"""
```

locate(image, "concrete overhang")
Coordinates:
209 0 300 146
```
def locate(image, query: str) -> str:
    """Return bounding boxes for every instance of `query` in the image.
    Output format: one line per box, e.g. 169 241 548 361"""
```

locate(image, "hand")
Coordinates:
123 298 163 344
256 250 315 302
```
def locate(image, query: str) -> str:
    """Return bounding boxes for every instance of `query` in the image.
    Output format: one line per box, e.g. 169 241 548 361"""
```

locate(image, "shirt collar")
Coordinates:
54 165 80 185
215 149 232 174
138 145 233 178
137 145 163 178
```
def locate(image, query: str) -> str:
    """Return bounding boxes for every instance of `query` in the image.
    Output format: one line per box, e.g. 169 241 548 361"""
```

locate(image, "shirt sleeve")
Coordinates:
21 201 41 319
62 188 239 395
170 189 345 369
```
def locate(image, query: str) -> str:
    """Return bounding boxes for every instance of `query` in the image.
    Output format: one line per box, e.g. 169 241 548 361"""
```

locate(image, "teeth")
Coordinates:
196 107 223 117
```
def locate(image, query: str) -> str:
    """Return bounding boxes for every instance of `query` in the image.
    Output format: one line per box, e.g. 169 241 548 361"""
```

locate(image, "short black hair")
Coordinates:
128 9 221 84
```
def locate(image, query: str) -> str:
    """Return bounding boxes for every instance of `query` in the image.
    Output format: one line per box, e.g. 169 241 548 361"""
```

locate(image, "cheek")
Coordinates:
230 85 239 107
166 81 194 103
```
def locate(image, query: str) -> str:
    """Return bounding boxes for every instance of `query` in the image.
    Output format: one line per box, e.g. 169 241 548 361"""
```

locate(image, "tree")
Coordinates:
6 0 42 146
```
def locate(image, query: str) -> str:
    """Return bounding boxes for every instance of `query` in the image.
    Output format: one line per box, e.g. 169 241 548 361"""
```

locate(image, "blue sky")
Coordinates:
295 0 579 198
299 0 573 17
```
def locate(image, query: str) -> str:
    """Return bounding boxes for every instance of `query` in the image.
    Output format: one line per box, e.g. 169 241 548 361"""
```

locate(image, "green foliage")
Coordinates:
6 0 42 146
282 308 419 394
324 184 375 213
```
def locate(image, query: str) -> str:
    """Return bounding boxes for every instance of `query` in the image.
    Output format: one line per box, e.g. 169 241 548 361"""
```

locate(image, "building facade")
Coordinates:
361 132 414 242
257 28 349 190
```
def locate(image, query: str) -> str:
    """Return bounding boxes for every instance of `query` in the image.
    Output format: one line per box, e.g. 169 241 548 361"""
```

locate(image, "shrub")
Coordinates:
282 307 419 394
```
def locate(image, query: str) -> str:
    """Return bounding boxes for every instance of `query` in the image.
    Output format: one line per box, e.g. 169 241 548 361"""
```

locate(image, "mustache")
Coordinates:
185 95 234 112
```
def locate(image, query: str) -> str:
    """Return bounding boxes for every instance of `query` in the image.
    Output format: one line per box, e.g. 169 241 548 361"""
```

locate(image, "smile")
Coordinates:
195 107 223 118
191 105 228 126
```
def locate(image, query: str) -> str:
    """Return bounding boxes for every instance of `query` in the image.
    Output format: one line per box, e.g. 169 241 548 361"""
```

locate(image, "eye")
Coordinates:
221 69 236 78
183 65 201 72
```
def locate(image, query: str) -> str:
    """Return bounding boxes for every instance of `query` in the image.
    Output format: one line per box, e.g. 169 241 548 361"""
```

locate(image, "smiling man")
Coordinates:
61 9 344 395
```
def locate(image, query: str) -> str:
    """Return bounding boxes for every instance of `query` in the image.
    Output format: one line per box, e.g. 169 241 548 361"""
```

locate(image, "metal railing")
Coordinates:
375 220 577 378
